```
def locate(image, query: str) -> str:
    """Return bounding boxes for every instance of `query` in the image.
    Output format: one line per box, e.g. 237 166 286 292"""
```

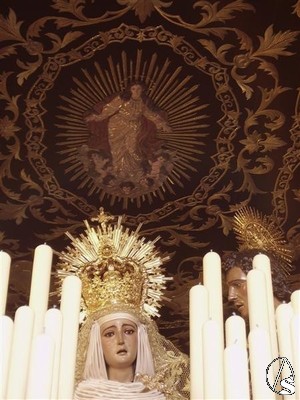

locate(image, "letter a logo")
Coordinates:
266 357 295 395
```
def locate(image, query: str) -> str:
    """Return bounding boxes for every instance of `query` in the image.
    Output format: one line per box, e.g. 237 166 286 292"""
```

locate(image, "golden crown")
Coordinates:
233 206 293 275
55 208 171 318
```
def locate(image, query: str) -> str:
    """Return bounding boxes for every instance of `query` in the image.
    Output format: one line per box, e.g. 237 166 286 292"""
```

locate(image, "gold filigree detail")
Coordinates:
117 0 173 23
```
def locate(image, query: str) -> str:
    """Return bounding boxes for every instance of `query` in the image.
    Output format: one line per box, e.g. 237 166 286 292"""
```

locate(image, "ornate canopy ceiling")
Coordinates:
1 0 300 352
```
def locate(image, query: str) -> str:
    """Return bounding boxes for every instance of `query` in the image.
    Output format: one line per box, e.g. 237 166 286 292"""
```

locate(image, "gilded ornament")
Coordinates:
233 206 293 275
55 208 171 318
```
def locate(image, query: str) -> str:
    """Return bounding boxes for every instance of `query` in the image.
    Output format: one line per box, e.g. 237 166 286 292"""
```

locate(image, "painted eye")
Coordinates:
232 280 246 288
125 328 135 335
104 331 114 338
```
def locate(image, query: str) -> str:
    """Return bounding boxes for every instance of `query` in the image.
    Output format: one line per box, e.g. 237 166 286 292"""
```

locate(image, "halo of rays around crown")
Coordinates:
55 209 171 318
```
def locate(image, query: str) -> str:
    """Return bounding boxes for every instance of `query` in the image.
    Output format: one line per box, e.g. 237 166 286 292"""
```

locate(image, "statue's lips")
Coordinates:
117 349 127 355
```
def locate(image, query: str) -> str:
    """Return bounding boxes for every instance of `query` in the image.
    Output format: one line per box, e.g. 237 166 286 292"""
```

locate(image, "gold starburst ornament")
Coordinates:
55 208 171 319
233 206 293 275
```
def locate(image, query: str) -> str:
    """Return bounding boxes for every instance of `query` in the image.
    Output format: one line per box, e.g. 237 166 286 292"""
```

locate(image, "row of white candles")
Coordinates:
190 251 300 399
0 245 82 399
1 245 300 399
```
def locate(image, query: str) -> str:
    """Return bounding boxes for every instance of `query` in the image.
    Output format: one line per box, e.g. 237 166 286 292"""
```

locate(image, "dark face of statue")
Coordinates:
100 318 138 372
225 266 248 319
130 84 142 100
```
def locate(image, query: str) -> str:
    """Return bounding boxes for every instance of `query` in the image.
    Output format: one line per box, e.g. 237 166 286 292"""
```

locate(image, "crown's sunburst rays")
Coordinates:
55 208 171 318
55 49 209 208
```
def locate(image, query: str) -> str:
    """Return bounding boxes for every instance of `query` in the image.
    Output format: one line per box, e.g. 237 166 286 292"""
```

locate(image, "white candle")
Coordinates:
0 315 13 399
291 290 300 315
253 253 279 359
58 275 82 400
0 251 11 316
290 315 300 399
203 251 224 347
29 244 53 337
225 313 247 348
25 332 55 399
224 343 250 399
247 269 270 332
248 326 275 399
6 305 34 399
189 284 208 399
44 307 63 399
276 303 294 362
202 319 224 399
275 302 296 400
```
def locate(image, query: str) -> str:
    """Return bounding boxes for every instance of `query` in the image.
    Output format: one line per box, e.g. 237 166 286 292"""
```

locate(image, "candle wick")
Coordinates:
232 312 236 316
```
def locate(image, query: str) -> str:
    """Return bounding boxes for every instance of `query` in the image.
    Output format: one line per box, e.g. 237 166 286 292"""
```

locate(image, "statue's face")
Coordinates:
130 84 142 99
225 266 248 319
100 318 138 371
